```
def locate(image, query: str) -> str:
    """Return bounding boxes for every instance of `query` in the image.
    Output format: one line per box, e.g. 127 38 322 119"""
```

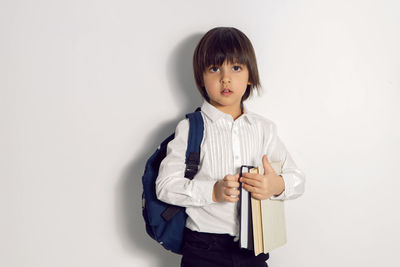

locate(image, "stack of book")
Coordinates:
238 162 287 256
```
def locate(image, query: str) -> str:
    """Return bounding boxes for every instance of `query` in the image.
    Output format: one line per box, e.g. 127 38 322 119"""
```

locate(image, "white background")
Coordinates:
1 0 399 266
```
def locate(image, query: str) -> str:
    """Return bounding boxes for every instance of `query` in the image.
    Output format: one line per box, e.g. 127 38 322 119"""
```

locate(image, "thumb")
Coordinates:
262 154 274 174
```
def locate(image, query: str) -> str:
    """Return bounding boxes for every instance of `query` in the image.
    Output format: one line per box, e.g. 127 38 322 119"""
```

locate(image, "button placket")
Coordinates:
232 123 241 168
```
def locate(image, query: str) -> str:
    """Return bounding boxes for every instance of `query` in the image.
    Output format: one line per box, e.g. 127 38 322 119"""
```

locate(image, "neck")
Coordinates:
209 100 243 120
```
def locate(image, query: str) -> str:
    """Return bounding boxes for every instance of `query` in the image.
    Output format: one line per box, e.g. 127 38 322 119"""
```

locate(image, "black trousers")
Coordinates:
181 227 269 267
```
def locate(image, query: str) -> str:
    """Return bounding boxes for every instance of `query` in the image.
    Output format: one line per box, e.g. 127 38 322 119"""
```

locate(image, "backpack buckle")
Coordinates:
184 164 198 179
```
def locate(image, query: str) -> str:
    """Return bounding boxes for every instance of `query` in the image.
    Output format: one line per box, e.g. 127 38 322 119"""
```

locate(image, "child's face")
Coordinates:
203 60 249 113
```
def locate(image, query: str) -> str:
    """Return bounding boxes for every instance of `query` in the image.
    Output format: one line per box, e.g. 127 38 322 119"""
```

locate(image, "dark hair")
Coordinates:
193 27 261 102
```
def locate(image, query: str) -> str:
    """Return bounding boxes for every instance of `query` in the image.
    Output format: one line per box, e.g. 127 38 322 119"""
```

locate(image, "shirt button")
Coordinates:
235 155 239 160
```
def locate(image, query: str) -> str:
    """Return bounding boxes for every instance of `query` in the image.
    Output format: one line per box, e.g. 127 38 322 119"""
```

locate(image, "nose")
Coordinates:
220 70 231 85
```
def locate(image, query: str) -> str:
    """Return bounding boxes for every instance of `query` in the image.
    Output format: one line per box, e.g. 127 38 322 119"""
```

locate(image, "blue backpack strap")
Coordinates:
184 108 203 179
161 108 203 222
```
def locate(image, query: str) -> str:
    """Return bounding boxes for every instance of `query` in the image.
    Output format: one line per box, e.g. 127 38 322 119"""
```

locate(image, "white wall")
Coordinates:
1 0 399 266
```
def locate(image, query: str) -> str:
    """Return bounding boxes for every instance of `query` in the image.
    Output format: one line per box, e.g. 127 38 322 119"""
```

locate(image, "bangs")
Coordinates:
201 30 250 70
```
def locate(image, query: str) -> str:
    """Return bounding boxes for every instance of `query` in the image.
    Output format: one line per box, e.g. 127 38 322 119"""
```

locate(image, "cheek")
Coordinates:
203 75 213 87
237 80 249 92
205 76 218 84
203 78 219 92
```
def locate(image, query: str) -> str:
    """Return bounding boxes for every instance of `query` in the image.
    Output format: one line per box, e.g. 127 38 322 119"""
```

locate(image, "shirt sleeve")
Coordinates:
267 122 306 201
155 118 215 207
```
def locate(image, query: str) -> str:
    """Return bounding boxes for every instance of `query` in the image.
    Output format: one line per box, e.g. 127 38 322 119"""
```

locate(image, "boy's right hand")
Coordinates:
212 173 240 202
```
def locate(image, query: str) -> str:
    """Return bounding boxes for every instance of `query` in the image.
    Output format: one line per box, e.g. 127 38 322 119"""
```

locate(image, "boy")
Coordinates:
156 27 305 267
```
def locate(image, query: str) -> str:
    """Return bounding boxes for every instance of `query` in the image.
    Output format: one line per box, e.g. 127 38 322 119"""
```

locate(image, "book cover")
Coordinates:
259 163 287 254
239 165 253 250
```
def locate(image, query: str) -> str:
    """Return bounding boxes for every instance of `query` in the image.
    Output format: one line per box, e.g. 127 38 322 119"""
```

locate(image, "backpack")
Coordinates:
142 108 204 254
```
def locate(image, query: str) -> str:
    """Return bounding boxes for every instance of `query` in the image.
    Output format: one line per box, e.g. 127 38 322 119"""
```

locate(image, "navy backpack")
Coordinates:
142 109 204 254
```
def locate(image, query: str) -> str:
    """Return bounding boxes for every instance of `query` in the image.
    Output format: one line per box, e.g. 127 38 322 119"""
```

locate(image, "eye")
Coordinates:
232 65 242 71
209 66 219 73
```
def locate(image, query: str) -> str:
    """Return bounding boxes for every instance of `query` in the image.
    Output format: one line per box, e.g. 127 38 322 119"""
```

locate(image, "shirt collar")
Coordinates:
201 100 254 124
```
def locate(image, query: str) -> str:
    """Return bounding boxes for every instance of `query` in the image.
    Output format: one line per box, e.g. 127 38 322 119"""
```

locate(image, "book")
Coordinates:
239 165 253 250
239 162 287 255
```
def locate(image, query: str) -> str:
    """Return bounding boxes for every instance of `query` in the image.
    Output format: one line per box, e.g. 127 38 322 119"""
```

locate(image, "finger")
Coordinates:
240 177 261 187
233 173 240 181
262 154 274 174
225 188 240 196
224 195 240 202
251 193 265 200
241 172 261 180
223 174 237 181
242 183 258 193
223 175 232 181
225 180 240 188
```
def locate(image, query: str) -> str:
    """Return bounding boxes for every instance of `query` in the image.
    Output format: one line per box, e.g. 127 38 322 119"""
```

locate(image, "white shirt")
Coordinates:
156 100 305 238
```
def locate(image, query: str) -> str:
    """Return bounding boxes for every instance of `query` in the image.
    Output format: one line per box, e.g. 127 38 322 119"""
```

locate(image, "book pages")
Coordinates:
250 168 263 255
239 166 250 249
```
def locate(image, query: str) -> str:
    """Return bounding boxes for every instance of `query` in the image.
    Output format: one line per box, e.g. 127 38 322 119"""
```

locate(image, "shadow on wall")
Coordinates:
167 33 204 112
116 32 205 267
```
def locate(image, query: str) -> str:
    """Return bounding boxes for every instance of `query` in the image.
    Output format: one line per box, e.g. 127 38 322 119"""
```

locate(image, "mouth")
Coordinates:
221 88 233 96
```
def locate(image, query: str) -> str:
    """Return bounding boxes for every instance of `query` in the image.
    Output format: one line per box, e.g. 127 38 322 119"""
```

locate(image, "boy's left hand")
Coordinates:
240 155 285 200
